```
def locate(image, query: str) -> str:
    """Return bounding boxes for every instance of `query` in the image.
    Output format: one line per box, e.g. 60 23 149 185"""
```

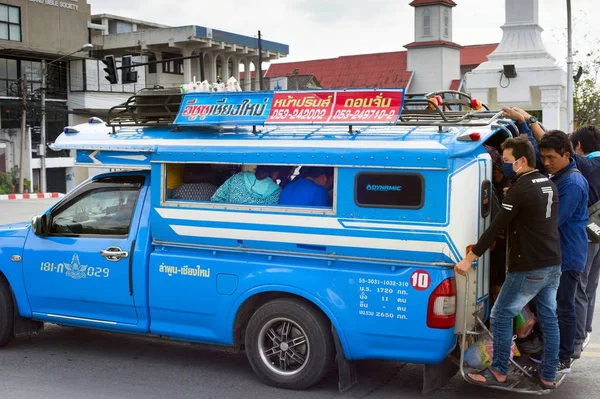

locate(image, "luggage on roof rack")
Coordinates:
107 87 182 127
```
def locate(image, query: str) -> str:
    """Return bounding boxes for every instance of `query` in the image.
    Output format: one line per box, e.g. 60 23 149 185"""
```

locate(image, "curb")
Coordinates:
0 193 65 201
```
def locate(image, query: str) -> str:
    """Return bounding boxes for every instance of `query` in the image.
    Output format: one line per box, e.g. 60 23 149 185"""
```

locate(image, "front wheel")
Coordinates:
0 281 14 347
244 298 335 390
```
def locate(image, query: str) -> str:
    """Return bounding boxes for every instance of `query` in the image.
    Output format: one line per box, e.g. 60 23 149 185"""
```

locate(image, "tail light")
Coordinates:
427 277 457 329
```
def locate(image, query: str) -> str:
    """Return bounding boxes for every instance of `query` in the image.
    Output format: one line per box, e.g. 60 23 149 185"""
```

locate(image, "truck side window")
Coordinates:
164 163 335 210
49 177 144 237
354 172 424 209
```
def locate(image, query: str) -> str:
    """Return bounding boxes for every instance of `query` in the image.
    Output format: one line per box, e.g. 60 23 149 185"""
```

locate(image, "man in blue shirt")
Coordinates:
505 108 600 359
529 130 589 373
568 127 600 357
279 166 332 207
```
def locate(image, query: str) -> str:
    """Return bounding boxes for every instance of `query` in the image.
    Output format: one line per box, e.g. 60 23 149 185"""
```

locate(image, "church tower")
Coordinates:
405 0 462 94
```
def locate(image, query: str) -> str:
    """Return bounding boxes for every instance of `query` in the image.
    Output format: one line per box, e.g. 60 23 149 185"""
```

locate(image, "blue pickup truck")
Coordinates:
1 88 543 394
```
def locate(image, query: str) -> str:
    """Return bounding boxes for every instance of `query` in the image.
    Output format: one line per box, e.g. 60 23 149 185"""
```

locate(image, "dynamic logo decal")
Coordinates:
366 184 402 192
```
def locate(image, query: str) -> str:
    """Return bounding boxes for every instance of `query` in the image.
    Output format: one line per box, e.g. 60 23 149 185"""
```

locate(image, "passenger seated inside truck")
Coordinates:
279 166 333 207
164 162 335 210
171 164 218 201
210 165 283 205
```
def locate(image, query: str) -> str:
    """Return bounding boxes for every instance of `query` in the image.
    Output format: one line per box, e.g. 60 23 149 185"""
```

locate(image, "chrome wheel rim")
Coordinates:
257 317 310 376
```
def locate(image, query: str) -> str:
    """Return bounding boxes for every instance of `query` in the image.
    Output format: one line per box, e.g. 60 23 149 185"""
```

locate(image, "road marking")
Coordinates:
582 352 600 357
586 343 600 349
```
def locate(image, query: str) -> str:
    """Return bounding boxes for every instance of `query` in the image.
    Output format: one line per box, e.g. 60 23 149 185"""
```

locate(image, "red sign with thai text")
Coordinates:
265 89 404 125
267 91 335 123
328 90 404 124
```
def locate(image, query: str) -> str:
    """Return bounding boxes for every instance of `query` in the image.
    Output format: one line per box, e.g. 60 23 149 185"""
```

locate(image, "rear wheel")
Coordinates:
0 281 14 347
244 298 335 390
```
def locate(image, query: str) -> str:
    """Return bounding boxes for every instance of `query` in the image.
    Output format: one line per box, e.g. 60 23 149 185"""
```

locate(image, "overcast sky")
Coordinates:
88 0 598 69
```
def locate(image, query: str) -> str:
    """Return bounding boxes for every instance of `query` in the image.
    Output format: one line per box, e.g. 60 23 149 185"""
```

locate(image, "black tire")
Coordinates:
0 280 14 347
244 298 335 390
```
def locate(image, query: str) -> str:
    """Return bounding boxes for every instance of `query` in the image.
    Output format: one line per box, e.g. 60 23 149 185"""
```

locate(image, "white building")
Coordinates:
464 0 567 131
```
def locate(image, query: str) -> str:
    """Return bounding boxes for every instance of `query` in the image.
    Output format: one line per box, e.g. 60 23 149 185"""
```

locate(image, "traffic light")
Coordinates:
121 55 138 84
102 55 118 84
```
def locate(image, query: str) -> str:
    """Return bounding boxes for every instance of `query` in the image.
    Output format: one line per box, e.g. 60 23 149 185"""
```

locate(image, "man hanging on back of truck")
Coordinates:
454 136 562 389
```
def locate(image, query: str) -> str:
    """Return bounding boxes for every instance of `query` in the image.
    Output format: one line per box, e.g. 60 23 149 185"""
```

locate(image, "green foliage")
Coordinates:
574 49 600 128
0 167 30 194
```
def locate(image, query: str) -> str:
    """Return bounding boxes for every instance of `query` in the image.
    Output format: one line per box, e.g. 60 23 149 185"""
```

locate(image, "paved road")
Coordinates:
0 198 57 225
1 200 599 399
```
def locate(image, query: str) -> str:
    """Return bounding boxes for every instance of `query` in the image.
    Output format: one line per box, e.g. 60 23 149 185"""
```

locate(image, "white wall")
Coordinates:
146 72 185 88
407 46 461 94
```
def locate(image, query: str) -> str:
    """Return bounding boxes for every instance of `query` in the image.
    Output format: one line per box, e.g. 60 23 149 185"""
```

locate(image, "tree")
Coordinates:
574 47 600 128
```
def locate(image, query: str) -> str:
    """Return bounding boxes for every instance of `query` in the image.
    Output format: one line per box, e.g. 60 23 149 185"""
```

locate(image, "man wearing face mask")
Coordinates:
455 136 561 389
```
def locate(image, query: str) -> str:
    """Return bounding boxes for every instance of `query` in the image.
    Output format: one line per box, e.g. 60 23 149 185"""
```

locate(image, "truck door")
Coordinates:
22 175 147 326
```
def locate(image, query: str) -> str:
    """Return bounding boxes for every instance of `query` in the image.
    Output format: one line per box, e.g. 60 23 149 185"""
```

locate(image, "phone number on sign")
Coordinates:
332 109 397 121
270 108 328 121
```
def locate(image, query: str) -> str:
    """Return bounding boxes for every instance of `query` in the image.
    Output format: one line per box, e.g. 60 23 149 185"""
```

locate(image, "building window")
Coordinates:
422 8 431 37
108 20 133 34
0 57 18 95
0 4 21 42
354 172 424 209
162 53 183 75
21 59 42 94
444 9 450 37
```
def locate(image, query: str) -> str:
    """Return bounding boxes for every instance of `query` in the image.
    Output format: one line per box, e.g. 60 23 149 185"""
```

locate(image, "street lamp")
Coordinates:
39 43 93 193
567 0 574 132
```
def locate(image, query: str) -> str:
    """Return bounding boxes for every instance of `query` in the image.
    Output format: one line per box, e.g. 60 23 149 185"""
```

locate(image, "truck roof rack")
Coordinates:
106 87 182 127
105 88 505 130
399 90 503 127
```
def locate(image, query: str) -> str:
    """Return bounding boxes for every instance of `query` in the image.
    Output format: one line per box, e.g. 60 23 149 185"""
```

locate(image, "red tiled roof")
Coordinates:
460 43 498 66
266 51 413 89
449 79 461 91
265 44 498 90
409 0 457 7
404 40 462 49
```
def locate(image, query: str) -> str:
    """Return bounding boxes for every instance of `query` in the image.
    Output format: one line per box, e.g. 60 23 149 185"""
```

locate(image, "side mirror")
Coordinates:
31 214 48 237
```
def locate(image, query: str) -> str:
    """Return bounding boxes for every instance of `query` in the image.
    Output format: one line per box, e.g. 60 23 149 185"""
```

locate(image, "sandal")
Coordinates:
531 370 557 390
465 368 508 387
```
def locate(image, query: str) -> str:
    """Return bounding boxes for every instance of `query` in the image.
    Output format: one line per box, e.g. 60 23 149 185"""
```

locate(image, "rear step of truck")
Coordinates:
458 273 572 395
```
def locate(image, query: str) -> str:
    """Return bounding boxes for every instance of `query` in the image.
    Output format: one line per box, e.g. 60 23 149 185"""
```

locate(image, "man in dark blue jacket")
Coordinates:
520 128 589 373
568 127 600 357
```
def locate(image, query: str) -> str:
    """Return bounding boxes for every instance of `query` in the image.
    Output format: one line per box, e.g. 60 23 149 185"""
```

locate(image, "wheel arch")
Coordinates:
230 286 351 359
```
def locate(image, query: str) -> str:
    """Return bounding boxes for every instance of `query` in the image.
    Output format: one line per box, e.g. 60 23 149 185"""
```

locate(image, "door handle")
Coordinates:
100 246 129 262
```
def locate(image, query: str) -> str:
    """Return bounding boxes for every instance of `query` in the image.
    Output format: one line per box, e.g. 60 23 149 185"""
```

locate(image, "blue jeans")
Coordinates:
557 270 581 359
491 266 561 381
575 243 600 343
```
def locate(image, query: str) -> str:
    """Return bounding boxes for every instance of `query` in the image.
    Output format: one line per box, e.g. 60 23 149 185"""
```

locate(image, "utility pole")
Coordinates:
19 73 27 194
258 30 264 91
40 58 47 193
567 0 574 132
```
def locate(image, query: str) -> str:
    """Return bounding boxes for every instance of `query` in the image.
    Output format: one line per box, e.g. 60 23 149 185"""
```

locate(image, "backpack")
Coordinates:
588 199 600 243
